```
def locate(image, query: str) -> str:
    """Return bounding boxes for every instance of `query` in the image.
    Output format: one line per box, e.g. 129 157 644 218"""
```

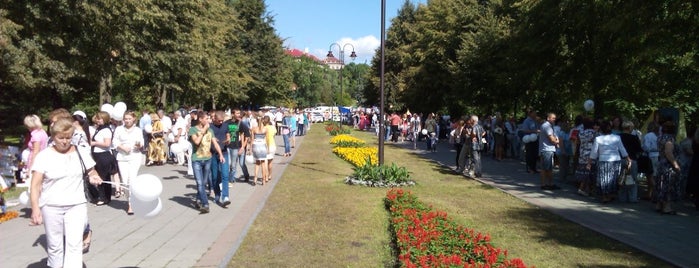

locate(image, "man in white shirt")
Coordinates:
274 110 283 135
642 122 660 200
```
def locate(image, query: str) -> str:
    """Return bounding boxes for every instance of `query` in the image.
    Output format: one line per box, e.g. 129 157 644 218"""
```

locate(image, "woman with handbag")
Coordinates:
653 121 682 214
30 118 102 268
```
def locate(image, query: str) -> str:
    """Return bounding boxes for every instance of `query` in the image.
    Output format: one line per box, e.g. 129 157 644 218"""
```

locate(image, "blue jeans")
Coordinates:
192 159 212 207
210 152 230 201
228 147 249 180
283 133 291 154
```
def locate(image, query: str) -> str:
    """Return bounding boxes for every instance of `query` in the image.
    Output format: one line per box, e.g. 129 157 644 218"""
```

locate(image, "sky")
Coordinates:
266 0 426 64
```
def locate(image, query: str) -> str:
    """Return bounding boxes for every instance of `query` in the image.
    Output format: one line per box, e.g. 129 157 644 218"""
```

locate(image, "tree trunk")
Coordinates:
99 73 112 105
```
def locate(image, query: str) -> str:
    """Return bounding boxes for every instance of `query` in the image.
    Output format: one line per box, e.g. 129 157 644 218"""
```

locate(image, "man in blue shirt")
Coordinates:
539 113 560 190
209 110 231 207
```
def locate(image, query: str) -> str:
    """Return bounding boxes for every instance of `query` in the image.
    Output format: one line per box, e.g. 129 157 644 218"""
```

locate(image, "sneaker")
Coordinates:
221 197 231 207
192 200 202 209
199 206 210 214
540 185 551 190
549 185 561 190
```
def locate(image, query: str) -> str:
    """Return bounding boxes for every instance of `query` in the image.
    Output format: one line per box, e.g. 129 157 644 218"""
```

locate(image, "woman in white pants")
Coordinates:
113 111 144 215
30 118 102 268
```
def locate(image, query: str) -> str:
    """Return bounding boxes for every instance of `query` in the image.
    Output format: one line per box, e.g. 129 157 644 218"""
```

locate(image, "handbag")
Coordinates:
618 164 635 186
637 153 653 174
76 146 91 200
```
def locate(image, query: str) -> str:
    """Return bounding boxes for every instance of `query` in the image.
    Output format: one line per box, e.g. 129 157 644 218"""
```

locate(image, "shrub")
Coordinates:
385 189 528 268
346 159 415 187
330 134 365 147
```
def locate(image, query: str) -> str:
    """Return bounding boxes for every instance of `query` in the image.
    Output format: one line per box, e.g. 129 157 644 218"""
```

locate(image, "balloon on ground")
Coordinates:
19 191 29 207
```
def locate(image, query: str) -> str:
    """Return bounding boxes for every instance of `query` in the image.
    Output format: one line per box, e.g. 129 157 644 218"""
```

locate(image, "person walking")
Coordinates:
469 115 487 178
113 111 144 214
575 118 598 196
589 121 631 203
90 111 115 206
209 110 231 207
653 121 681 214
618 121 643 202
189 111 225 213
251 115 269 186
30 118 103 268
227 109 251 183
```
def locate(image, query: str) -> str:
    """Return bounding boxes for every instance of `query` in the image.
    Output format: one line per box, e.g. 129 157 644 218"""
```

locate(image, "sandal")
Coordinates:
115 191 123 198
82 230 92 254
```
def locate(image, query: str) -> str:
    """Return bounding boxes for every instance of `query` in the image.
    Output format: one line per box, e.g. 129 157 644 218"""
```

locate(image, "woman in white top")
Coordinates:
30 118 102 268
113 110 144 215
90 111 115 205
589 121 631 203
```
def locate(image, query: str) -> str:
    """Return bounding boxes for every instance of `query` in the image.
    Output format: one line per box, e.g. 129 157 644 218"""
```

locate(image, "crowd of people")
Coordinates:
349 108 699 213
19 105 310 267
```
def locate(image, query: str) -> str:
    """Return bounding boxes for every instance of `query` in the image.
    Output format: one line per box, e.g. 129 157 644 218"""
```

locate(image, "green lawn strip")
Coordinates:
232 128 671 267
230 127 393 267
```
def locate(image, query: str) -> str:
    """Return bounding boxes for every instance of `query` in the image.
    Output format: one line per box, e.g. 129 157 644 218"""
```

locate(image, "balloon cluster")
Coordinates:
130 174 163 219
100 101 128 121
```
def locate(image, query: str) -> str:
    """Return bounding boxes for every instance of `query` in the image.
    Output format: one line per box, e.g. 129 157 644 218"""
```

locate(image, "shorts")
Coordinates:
540 151 555 171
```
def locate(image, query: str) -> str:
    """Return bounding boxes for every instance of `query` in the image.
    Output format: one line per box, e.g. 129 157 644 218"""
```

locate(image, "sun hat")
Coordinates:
73 110 87 119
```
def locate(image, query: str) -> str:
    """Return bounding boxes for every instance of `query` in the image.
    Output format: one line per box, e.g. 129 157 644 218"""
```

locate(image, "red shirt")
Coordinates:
390 114 401 126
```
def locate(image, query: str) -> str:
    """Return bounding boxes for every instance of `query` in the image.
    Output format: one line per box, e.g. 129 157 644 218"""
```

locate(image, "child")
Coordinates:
430 133 438 152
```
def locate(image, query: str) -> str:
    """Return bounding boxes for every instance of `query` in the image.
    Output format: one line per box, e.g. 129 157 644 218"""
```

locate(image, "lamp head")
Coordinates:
349 51 357 59
326 51 335 58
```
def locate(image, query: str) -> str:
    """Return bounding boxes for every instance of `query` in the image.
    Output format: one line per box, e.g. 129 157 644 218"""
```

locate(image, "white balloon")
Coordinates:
584 100 594 111
112 109 125 121
170 143 184 154
114 102 127 112
130 174 163 202
100 103 114 114
131 197 162 219
19 190 29 207
245 154 255 165
421 129 428 135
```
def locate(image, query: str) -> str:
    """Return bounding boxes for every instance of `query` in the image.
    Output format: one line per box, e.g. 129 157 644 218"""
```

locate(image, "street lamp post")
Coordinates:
379 0 386 166
327 43 357 123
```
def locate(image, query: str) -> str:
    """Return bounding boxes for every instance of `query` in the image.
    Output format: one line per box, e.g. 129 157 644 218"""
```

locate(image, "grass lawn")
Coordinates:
230 125 671 267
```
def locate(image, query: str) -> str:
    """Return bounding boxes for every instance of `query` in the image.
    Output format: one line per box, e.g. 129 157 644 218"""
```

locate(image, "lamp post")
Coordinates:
378 0 386 165
327 43 357 122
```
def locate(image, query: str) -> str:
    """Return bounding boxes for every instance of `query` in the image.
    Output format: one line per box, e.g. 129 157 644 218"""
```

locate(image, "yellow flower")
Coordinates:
330 134 365 147
333 146 378 167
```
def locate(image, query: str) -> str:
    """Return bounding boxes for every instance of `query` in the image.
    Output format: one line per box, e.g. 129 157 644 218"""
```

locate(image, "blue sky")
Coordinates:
266 0 426 64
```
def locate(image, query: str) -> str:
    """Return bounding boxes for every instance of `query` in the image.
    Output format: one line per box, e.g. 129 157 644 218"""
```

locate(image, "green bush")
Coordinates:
346 158 414 187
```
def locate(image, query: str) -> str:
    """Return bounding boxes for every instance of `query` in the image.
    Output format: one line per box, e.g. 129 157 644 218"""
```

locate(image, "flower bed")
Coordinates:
0 210 19 224
385 189 528 268
330 134 365 147
325 123 351 136
332 146 378 167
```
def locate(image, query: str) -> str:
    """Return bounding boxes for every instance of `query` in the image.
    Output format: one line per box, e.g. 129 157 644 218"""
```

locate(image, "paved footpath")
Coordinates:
1 133 302 268
398 139 698 268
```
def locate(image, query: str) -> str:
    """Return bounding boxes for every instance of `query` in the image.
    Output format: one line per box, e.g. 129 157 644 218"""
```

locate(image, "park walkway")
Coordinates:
0 133 302 268
395 139 698 268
